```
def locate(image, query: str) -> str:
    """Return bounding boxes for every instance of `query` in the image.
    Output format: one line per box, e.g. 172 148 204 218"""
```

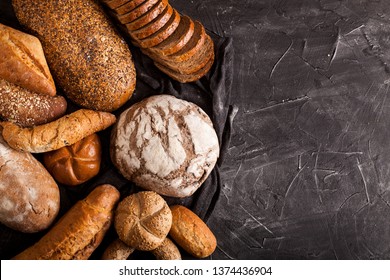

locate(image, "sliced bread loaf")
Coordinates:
114 0 147 15
125 0 168 31
117 0 160 24
102 0 140 10
149 15 194 56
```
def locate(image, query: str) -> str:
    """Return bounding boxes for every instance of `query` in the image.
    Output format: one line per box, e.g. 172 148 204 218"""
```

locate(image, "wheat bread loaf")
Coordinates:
0 129 60 233
12 0 136 112
13 184 120 260
0 23 56 96
131 3 173 40
117 0 160 24
113 0 147 15
149 15 194 56
1 109 116 153
110 95 219 197
114 191 172 251
0 79 67 127
125 0 168 31
103 0 139 9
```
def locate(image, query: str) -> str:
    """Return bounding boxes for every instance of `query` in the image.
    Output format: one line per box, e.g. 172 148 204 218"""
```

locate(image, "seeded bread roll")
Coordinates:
0 129 60 233
101 238 135 260
0 23 56 96
169 205 216 258
110 95 219 198
13 184 120 260
115 191 172 251
151 237 181 260
1 109 116 153
12 0 136 112
0 79 67 127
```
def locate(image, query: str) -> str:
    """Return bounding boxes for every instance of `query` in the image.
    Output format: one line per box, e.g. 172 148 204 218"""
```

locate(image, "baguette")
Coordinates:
0 79 67 127
13 184 120 260
1 109 116 153
12 0 136 112
0 129 60 233
0 23 56 96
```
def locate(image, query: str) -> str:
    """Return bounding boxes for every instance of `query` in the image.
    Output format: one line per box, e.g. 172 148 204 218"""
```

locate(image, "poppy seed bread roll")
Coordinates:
12 0 136 112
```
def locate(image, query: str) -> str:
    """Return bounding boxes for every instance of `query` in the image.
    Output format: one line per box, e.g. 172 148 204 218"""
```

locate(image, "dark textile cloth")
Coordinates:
0 0 234 259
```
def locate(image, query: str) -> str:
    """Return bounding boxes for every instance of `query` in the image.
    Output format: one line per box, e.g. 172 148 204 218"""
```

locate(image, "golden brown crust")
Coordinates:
1 109 116 153
43 133 102 186
102 238 135 260
0 79 67 127
169 205 216 258
0 23 56 96
12 184 120 260
114 191 172 251
12 0 136 112
151 237 181 260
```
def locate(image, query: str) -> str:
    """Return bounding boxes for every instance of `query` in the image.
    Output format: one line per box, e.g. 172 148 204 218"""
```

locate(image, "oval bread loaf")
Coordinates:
0 129 60 233
115 191 172 251
169 205 216 258
12 0 136 112
13 184 120 260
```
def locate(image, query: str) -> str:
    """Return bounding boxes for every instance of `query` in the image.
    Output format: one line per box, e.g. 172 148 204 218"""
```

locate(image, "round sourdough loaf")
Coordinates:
114 191 172 251
110 94 220 198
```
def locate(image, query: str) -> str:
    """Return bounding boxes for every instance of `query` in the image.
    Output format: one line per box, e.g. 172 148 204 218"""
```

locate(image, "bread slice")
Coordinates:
117 0 160 24
167 20 206 62
102 0 143 10
125 0 168 31
0 23 56 96
114 0 147 15
142 34 214 74
131 4 173 40
154 53 214 83
134 9 180 48
150 15 194 56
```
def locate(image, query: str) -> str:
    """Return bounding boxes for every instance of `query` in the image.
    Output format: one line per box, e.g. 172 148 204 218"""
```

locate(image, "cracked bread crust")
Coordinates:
110 95 219 198
0 129 60 233
114 191 172 251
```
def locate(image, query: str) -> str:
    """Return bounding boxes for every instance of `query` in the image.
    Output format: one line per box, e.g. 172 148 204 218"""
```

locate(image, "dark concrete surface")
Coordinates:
1 0 390 260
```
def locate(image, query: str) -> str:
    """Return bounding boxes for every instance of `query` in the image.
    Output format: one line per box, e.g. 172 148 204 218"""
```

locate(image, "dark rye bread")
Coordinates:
115 0 147 15
154 53 214 83
103 0 144 10
134 8 180 48
131 4 173 40
167 20 206 62
142 34 214 75
149 15 194 56
117 0 160 24
126 0 168 31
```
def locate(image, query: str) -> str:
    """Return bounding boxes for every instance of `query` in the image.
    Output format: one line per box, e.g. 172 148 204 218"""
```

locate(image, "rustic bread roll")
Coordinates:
169 205 216 258
13 184 120 260
0 79 67 127
0 129 60 233
1 109 116 153
12 0 136 112
43 133 102 186
110 95 219 198
151 237 181 260
0 23 56 96
115 191 172 251
102 238 135 260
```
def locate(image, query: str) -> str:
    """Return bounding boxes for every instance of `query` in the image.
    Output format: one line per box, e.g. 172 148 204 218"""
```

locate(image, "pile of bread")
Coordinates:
0 0 219 260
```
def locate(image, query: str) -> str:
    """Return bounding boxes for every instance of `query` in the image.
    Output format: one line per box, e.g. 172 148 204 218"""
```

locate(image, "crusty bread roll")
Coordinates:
0 23 56 96
0 79 67 127
43 133 102 186
12 0 136 112
169 205 216 258
1 109 116 153
151 237 181 260
0 128 60 233
13 184 120 260
115 191 172 251
101 238 135 260
110 95 219 198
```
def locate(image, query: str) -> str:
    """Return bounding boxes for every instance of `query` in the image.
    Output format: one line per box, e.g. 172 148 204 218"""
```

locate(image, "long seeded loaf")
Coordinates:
0 109 116 153
0 23 56 96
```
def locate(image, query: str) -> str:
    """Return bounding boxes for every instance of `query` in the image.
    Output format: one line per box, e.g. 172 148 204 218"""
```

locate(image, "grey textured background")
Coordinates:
1 0 390 259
